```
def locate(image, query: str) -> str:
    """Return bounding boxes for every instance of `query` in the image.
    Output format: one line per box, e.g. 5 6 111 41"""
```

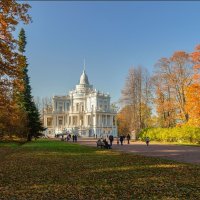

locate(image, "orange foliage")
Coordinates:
117 106 131 135
185 44 200 126
0 0 31 137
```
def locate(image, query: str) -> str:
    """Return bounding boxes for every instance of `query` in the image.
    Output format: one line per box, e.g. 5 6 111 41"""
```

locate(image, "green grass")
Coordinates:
0 139 199 200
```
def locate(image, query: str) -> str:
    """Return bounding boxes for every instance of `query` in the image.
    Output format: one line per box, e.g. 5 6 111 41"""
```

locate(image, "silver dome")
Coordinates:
80 70 89 85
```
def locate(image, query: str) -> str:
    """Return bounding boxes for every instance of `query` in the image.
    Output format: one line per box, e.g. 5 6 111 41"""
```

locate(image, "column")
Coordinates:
111 115 113 126
95 114 97 127
56 115 58 127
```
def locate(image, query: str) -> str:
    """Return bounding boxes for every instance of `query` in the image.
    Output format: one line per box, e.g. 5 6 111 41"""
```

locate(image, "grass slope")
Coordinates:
0 140 199 200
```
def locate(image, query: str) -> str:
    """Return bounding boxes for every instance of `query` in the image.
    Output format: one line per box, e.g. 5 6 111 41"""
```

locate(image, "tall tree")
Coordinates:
0 0 31 138
18 28 45 141
152 58 177 127
117 105 132 135
120 66 152 135
153 51 193 127
170 51 193 122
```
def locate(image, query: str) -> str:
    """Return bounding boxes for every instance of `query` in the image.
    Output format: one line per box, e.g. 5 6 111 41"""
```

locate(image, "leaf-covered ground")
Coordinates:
0 140 199 200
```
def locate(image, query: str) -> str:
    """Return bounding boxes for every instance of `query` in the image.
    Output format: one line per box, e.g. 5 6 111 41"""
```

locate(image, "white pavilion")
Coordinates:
43 69 117 138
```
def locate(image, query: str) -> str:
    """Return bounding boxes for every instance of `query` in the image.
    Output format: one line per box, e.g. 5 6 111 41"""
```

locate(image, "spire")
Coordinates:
80 60 89 85
83 58 86 71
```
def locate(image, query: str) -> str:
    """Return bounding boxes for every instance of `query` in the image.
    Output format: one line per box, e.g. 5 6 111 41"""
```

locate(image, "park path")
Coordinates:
77 139 200 164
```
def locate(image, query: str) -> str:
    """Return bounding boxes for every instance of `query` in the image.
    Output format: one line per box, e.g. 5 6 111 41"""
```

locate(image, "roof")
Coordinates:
79 70 89 85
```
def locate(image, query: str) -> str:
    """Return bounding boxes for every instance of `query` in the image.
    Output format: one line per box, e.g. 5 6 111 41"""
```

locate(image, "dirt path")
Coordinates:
77 139 200 164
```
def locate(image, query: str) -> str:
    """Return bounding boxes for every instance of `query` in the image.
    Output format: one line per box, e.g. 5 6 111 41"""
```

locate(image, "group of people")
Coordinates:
98 134 150 148
58 133 78 142
97 134 131 148
66 134 78 142
116 134 131 146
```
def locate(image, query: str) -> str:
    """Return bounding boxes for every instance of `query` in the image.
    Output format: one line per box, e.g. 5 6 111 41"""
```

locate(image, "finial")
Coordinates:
83 58 86 71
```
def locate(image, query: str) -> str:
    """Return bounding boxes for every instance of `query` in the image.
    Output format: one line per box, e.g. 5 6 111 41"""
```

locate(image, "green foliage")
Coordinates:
139 126 200 143
18 28 27 53
17 28 45 140
0 140 200 199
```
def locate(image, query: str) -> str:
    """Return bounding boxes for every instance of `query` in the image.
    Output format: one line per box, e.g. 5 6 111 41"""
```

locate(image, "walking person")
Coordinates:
74 135 77 142
145 137 150 146
127 134 131 144
119 135 124 146
72 134 75 142
61 135 64 141
109 134 114 146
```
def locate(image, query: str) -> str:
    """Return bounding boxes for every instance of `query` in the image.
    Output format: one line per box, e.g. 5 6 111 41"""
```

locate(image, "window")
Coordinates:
88 116 91 125
103 115 106 125
113 116 115 126
76 103 79 111
107 115 110 125
73 116 77 125
67 103 69 111
80 116 83 125
58 117 63 125
47 118 53 127
59 106 62 112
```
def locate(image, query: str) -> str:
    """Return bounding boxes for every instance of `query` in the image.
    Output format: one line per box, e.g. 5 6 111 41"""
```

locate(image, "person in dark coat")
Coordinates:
74 135 77 142
127 134 131 144
109 134 114 146
103 139 111 149
145 137 150 146
119 135 124 145
72 135 75 142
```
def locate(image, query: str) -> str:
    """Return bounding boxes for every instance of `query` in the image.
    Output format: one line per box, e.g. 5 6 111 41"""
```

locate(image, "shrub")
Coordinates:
139 126 200 143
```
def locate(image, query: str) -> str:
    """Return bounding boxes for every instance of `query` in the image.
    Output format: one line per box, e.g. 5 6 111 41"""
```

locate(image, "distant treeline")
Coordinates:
117 45 200 139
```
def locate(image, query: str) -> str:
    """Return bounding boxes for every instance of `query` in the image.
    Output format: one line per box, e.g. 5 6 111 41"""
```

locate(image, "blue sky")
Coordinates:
20 1 200 103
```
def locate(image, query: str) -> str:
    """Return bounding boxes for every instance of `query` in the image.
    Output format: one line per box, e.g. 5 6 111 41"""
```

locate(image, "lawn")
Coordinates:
0 140 199 200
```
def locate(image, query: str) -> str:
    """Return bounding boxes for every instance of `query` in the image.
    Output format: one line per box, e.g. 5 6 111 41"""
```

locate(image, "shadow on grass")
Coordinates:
0 156 199 199
0 139 200 199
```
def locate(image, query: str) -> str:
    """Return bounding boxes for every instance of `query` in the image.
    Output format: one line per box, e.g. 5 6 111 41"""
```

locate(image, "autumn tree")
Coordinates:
152 58 177 127
117 105 132 135
0 0 31 138
185 44 200 126
120 66 152 135
152 51 193 127
170 51 193 122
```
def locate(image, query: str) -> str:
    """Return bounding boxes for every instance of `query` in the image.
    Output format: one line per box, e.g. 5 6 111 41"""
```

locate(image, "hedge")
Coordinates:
139 126 200 144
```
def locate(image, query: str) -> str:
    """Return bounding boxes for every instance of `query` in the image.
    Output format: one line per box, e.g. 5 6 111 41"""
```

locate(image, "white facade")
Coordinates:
43 70 117 137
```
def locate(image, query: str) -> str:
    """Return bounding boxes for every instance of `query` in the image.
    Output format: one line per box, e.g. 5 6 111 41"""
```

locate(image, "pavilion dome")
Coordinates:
80 70 89 85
